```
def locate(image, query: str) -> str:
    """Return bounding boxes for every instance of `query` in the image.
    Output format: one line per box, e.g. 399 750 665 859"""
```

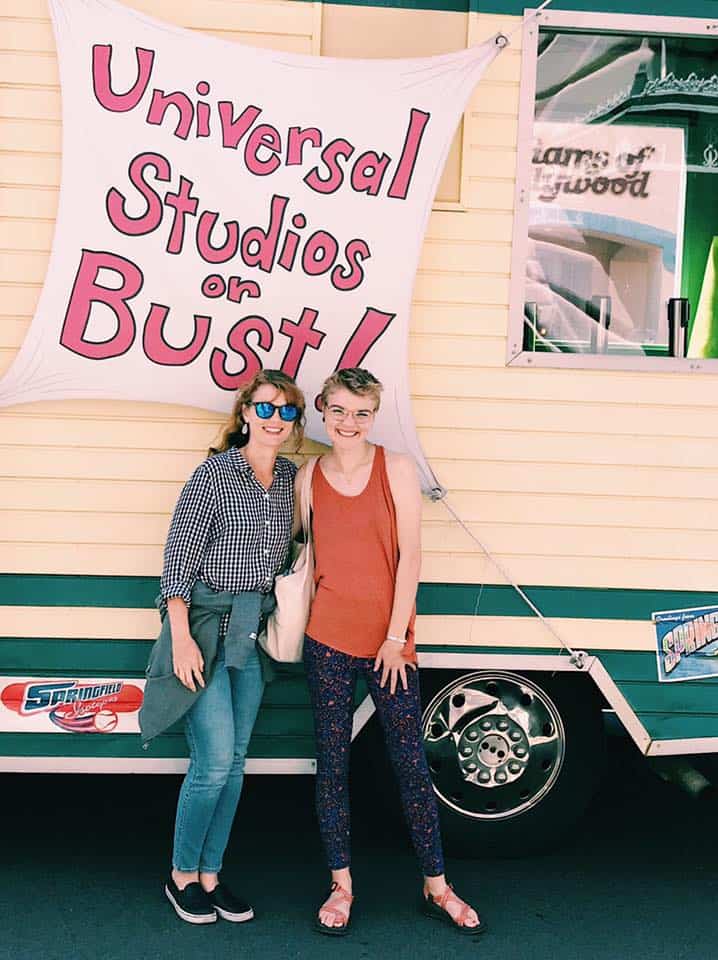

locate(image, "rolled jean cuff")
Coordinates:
198 863 222 874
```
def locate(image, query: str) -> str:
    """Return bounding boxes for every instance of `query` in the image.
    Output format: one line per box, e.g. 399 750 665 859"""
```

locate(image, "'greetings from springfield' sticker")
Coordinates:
653 606 718 682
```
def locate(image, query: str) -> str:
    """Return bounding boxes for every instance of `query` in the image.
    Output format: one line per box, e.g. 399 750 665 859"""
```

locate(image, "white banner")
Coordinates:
0 0 501 491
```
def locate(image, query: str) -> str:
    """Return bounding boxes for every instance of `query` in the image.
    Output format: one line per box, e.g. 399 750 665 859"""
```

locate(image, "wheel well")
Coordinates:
419 667 606 711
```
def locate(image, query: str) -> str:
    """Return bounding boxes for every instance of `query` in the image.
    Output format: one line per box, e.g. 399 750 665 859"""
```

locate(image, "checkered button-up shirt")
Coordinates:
160 446 297 610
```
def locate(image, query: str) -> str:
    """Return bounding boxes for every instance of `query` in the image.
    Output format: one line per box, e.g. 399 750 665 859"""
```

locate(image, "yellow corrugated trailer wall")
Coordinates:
2 0 718 666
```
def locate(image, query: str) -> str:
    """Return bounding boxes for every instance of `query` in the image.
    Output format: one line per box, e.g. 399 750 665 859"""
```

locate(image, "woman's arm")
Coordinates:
374 451 422 693
292 463 307 540
161 463 215 606
166 597 205 692
386 451 422 639
161 463 216 690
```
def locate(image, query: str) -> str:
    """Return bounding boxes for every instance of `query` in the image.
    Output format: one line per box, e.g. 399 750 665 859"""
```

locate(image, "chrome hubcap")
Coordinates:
422 673 565 820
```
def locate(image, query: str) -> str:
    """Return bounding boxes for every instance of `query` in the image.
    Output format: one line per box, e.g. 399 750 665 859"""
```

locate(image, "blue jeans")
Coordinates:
172 644 264 873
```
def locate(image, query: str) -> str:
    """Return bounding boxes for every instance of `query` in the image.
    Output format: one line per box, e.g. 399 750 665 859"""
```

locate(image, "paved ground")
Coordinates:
3 738 718 960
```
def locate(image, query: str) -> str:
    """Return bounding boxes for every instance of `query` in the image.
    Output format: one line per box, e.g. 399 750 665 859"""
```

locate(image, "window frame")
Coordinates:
507 8 718 373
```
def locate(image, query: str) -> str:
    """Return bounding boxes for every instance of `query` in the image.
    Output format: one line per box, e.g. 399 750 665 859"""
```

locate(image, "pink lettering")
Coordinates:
142 304 211 366
304 139 355 195
279 307 326 379
209 316 273 390
218 102 262 150
244 124 282 176
202 275 226 298
351 151 391 196
388 109 430 200
164 177 198 255
301 231 338 277
147 89 194 140
227 278 261 303
196 211 239 264
286 126 322 165
92 45 154 113
332 239 371 292
105 152 169 236
240 194 288 273
60 250 143 360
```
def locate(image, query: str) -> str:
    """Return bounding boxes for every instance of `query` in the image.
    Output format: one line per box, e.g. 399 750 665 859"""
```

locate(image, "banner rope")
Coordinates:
437 496 586 668
429 0 586 664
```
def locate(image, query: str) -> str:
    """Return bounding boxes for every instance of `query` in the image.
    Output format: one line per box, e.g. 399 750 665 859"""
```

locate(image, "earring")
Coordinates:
241 422 248 435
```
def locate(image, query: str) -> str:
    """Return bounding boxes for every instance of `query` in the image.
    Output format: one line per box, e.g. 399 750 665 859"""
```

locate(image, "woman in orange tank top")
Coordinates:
296 368 485 938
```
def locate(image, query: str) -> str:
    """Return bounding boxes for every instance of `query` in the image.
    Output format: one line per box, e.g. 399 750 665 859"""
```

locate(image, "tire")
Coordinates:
420 670 605 857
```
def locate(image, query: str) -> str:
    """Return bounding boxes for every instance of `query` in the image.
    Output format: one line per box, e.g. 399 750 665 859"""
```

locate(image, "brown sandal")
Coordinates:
421 883 486 936
314 881 354 937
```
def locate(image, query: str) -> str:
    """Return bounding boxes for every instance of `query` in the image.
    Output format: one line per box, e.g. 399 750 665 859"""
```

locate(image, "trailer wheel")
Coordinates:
420 671 605 856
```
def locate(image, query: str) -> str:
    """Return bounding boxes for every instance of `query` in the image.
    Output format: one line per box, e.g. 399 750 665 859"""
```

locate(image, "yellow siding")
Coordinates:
1 0 718 599
0 606 655 651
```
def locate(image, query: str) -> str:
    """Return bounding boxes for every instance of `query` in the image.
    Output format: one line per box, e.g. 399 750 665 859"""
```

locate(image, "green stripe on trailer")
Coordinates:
0 575 159 609
620 682 718 716
0 640 312 688
0 732 316 759
0 639 151 674
638 714 718 741
290 0 718 18
2 574 716 621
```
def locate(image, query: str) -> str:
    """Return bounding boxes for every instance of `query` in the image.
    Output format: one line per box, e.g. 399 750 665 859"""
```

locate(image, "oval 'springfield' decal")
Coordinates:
0 678 144 734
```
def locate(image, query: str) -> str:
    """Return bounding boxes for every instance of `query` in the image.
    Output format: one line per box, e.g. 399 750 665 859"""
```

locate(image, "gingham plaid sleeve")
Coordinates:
160 462 216 606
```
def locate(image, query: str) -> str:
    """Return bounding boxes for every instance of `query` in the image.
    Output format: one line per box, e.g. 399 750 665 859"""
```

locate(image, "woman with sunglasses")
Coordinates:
149 369 304 925
297 367 484 937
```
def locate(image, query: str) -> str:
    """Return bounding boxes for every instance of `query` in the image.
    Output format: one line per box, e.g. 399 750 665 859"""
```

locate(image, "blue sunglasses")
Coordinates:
247 401 299 422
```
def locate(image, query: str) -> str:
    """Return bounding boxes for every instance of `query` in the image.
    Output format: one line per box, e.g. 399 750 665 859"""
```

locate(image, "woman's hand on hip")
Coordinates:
374 639 416 695
171 629 206 692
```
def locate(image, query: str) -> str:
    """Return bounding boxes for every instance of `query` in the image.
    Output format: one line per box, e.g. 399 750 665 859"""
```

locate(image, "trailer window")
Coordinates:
509 12 718 371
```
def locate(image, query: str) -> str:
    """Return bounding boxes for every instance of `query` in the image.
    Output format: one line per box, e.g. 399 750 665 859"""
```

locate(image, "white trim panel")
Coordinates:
418 652 587 671
648 738 718 757
0 757 317 774
351 695 376 740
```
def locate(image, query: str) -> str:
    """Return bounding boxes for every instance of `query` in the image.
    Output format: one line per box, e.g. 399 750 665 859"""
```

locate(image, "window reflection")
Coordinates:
524 29 718 359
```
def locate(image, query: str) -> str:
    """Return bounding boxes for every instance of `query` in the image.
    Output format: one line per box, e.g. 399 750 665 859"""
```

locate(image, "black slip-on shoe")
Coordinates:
207 883 255 923
165 877 217 925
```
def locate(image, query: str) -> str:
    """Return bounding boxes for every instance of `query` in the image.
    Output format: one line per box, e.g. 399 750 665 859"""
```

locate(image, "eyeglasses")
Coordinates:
325 405 376 423
247 401 299 422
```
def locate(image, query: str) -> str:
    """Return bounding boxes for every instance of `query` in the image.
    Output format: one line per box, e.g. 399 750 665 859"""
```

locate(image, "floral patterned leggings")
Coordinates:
303 635 445 877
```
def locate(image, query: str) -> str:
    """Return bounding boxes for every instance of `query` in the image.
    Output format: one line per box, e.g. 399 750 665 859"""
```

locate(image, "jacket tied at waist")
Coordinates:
139 581 275 745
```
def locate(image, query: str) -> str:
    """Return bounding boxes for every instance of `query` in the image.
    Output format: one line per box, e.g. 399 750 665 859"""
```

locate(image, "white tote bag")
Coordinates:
259 456 318 663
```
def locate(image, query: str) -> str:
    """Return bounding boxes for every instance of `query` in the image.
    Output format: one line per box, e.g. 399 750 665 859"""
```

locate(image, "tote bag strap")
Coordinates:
301 456 319 545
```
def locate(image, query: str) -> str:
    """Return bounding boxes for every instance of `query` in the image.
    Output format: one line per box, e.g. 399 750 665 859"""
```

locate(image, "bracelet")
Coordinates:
386 634 407 645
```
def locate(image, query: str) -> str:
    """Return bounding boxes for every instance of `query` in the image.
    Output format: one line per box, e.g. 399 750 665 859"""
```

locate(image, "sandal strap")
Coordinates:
437 886 453 912
329 881 354 905
318 881 353 925
428 884 478 928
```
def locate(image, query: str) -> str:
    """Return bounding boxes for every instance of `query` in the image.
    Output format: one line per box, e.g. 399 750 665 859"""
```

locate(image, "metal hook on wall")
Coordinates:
495 0 556 47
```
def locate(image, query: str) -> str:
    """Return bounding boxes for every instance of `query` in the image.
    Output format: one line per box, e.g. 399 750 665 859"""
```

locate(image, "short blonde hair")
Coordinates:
319 367 383 411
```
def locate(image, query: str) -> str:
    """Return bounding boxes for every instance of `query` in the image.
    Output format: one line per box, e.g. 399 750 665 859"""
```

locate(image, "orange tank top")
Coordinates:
305 445 416 660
